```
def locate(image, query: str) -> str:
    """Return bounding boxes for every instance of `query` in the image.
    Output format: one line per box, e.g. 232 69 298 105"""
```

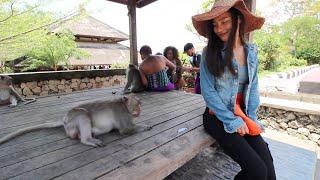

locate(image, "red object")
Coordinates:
235 93 261 136
208 93 262 136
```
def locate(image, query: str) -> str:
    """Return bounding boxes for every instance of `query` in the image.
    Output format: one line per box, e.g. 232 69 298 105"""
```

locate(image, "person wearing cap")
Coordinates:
184 43 202 94
192 0 276 179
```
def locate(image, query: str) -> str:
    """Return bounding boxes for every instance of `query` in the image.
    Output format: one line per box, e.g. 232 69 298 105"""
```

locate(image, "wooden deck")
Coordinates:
0 87 214 180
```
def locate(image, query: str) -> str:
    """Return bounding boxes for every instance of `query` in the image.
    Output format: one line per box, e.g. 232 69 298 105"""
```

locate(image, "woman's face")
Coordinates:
212 11 233 43
166 50 174 60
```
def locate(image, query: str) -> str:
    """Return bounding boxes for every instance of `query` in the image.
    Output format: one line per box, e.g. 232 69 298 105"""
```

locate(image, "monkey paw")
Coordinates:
8 104 17 108
144 126 152 131
81 138 103 147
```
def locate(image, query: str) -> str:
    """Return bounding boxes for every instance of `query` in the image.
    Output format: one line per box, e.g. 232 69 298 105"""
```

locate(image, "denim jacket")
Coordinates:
200 43 262 133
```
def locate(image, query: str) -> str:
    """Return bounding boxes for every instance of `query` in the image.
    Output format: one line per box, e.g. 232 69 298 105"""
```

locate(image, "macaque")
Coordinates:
123 64 145 94
0 95 151 147
0 75 36 107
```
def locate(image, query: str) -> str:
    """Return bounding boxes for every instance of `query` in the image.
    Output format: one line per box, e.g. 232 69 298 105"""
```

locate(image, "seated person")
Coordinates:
139 45 176 91
163 46 186 90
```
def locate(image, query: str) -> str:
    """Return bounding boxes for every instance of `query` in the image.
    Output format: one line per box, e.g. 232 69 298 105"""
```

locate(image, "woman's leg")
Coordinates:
244 135 276 180
203 109 268 180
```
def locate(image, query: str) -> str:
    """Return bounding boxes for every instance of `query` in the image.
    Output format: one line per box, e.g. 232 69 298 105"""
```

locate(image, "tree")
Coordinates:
0 0 89 72
281 16 320 64
25 31 89 71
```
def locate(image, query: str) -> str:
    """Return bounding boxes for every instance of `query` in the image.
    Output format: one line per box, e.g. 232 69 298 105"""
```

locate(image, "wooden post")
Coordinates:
244 0 256 42
127 0 138 65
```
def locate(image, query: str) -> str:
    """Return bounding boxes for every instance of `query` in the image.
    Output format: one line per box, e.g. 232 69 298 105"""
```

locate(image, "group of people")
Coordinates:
138 0 276 179
138 43 202 93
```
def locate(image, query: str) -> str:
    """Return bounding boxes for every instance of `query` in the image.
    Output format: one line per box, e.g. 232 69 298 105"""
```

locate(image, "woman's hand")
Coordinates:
237 123 249 136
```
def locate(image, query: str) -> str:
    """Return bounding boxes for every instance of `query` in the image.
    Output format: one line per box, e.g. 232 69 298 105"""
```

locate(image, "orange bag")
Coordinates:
208 93 261 136
235 93 261 136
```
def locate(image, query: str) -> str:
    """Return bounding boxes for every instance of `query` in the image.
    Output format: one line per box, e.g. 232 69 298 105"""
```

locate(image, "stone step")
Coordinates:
260 96 320 116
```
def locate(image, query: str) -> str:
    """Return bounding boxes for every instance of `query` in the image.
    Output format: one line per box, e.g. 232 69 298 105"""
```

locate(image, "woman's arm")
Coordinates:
164 58 176 72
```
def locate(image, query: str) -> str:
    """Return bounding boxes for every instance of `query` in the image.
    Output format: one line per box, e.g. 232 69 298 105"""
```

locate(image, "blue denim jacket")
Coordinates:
200 43 262 133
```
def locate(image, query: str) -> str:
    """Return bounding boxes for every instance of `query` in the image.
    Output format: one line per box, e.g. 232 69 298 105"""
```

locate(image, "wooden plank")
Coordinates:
0 92 198 135
0 86 123 115
0 96 203 157
53 117 204 179
100 127 214 180
0 90 187 123
6 107 204 179
0 98 203 158
0 90 189 127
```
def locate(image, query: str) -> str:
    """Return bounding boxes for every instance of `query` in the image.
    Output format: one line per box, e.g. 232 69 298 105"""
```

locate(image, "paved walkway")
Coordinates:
260 67 320 94
300 68 320 94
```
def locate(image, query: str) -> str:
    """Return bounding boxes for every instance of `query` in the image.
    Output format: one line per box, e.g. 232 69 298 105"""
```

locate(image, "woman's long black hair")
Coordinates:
205 8 245 78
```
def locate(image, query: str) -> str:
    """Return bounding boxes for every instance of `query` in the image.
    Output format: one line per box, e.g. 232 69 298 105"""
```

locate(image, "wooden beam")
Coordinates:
137 0 158 8
244 0 256 42
106 0 128 6
127 0 138 65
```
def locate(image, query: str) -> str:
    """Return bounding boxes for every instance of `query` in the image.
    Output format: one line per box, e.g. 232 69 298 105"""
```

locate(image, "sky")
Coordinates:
42 0 275 53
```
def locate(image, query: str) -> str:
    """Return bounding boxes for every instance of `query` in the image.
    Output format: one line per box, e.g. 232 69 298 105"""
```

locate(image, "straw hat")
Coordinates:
192 0 265 38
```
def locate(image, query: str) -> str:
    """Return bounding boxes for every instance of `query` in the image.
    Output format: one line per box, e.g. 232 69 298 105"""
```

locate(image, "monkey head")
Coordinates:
0 75 13 88
123 95 141 117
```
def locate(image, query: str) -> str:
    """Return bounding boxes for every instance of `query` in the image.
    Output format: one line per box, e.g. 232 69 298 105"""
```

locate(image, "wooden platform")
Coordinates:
0 87 214 180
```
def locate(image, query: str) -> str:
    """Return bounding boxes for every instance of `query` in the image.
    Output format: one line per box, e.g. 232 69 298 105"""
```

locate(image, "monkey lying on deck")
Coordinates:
0 95 152 147
0 75 36 107
123 64 145 94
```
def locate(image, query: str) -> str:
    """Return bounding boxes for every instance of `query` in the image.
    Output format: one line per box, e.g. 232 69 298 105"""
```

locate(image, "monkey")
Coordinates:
0 95 152 147
0 75 36 107
123 64 145 94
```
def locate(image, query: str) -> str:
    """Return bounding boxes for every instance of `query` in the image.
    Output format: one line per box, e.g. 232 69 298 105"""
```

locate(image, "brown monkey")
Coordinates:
0 95 151 147
123 64 145 94
0 75 36 107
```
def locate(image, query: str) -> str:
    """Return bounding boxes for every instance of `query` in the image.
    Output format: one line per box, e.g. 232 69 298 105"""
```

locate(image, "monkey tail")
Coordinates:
0 121 63 144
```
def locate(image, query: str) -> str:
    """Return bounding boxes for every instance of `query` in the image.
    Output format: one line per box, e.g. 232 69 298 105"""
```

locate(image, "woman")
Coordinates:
163 46 186 90
139 45 176 92
192 0 276 179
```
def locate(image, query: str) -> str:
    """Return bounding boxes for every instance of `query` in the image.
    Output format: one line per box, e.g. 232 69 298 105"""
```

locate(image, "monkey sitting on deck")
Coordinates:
0 95 152 147
0 75 36 107
123 64 145 94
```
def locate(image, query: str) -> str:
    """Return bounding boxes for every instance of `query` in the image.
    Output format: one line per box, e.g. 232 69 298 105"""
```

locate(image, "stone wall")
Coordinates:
3 69 126 97
258 106 320 146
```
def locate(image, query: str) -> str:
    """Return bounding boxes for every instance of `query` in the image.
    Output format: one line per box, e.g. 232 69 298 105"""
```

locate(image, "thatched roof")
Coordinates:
69 42 130 66
52 15 128 42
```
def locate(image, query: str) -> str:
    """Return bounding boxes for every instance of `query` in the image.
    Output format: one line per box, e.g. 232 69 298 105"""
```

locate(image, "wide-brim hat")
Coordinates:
192 0 265 38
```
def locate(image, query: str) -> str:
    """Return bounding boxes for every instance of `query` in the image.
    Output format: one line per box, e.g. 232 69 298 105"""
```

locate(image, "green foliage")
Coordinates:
179 52 190 65
281 16 320 64
0 1 53 62
0 0 89 71
25 31 89 71
254 30 281 71
110 60 129 69
201 0 215 12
